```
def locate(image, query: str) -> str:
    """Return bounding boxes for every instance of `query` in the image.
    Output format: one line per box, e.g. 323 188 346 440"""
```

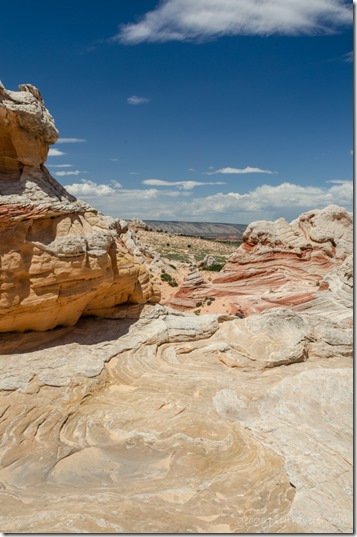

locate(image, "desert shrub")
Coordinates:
161 272 173 282
207 301 212 306
202 263 225 272
195 301 203 307
194 309 201 315
169 279 178 287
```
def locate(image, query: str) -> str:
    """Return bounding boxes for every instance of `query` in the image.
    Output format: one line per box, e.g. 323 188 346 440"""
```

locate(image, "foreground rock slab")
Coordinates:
0 304 352 533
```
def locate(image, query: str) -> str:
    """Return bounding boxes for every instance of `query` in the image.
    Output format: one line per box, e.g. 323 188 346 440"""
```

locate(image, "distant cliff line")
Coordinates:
143 220 247 241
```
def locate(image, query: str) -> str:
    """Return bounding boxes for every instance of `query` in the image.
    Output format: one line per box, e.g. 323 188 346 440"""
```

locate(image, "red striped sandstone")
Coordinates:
170 205 352 324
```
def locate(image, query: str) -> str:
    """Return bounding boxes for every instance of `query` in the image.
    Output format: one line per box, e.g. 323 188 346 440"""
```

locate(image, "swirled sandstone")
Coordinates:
0 304 352 532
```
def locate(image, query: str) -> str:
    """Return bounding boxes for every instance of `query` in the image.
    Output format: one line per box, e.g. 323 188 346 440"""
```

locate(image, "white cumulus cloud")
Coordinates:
63 179 352 224
66 180 116 197
179 181 353 221
142 179 226 189
48 148 66 156
127 96 150 105
115 0 352 44
206 166 274 175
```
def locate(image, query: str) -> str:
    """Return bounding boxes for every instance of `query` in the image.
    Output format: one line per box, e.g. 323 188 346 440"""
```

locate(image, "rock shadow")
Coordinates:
0 314 139 355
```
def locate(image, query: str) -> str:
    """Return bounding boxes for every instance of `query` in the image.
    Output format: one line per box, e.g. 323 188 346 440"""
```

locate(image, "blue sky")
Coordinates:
1 0 353 224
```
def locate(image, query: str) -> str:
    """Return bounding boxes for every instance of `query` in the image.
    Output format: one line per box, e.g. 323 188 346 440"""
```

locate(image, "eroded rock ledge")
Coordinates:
0 83 159 331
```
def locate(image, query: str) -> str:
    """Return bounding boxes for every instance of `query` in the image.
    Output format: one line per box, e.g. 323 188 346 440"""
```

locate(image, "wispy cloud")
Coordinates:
342 51 353 62
54 170 85 177
48 148 66 157
206 166 274 175
127 96 150 105
56 138 86 143
326 179 351 184
129 172 141 175
47 164 73 168
142 179 226 190
114 0 352 44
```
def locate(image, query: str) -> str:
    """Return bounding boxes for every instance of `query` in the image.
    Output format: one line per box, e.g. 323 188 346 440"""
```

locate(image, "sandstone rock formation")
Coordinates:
170 205 353 325
0 304 352 532
0 83 352 533
0 83 158 331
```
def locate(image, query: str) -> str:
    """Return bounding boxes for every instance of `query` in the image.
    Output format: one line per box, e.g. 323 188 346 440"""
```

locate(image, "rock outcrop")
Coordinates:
0 83 159 331
0 83 352 533
170 205 352 325
0 304 352 532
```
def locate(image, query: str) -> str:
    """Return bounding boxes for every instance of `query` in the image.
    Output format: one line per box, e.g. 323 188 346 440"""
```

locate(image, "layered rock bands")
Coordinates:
0 83 159 331
0 83 353 533
170 204 353 325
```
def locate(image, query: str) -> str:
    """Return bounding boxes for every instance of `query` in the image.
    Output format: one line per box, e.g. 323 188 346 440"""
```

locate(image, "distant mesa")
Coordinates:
145 220 246 241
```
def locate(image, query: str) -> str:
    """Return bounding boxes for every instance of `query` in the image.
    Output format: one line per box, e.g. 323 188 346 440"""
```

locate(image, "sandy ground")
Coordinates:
152 266 233 315
132 227 239 315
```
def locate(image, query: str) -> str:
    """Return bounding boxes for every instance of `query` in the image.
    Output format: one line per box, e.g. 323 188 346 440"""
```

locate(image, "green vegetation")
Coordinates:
160 270 178 287
202 263 225 272
160 271 172 282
